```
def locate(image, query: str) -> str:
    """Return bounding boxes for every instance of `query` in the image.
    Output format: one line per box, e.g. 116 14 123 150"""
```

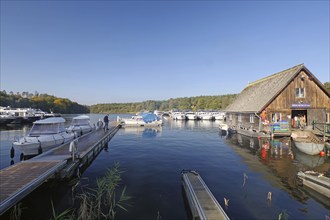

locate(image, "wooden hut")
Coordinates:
225 64 330 136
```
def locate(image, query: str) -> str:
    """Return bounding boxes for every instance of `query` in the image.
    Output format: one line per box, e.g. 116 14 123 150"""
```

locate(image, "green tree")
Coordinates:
324 82 330 93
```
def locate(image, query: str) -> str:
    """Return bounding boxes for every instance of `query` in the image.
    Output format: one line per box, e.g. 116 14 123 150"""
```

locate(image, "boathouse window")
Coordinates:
326 113 330 123
250 114 254 123
272 113 281 122
238 114 242 122
295 88 305 98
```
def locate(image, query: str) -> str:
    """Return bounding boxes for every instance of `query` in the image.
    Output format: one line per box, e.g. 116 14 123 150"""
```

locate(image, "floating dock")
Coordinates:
0 124 120 215
181 170 230 220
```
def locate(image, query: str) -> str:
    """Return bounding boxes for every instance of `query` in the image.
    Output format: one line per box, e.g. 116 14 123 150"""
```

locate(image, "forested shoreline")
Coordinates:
3 82 330 115
90 94 238 114
0 91 89 114
0 91 237 114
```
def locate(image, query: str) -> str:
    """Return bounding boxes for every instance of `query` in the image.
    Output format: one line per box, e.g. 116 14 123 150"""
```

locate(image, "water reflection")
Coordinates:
225 133 330 208
293 149 325 168
121 127 162 138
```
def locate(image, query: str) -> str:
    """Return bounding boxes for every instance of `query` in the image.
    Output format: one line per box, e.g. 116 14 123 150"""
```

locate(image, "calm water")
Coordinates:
0 114 329 219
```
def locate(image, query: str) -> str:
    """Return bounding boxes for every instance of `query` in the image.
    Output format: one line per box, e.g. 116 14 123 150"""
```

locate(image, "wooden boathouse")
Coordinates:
0 124 120 215
225 64 330 137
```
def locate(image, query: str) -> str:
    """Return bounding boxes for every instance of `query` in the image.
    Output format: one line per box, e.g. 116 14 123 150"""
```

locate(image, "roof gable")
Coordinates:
225 64 305 113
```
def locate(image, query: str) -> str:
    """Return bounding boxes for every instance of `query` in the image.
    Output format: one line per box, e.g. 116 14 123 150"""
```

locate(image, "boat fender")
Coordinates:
20 153 24 161
61 134 65 144
97 120 103 127
320 151 325 156
10 144 15 158
38 142 42 154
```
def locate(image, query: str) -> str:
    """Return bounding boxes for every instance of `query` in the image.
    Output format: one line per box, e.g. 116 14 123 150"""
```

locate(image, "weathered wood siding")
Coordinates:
227 113 260 131
264 70 330 124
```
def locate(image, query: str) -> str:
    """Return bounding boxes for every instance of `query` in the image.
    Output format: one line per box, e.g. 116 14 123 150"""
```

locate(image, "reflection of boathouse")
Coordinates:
225 64 330 136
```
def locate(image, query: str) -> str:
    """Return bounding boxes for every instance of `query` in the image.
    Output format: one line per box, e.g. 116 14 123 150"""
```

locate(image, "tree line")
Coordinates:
3 81 328 114
90 94 238 114
0 91 89 114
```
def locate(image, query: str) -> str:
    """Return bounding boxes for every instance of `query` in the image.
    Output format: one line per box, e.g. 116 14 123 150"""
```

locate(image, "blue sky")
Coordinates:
1 1 329 105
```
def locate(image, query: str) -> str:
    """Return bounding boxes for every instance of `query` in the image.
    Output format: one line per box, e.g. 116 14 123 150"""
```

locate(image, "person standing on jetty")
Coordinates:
103 114 109 131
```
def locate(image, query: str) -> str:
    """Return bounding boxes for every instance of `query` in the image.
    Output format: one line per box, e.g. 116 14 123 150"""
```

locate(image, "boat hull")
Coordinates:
291 131 325 155
13 133 74 156
297 171 330 199
293 141 324 155
67 125 94 136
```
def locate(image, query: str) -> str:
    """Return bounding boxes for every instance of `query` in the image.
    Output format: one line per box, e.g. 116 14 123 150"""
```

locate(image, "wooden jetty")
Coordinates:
0 124 120 215
181 170 230 220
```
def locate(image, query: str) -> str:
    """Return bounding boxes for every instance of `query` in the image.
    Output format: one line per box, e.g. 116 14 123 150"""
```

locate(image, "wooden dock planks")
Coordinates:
0 161 66 214
182 170 230 220
0 124 120 215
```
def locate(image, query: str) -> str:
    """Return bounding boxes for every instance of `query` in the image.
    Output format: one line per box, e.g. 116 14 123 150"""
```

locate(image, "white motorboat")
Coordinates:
297 171 330 199
219 123 229 133
13 117 74 156
171 111 186 120
185 111 197 120
291 131 325 155
213 112 226 120
67 115 95 136
118 113 162 127
0 114 15 125
197 111 213 120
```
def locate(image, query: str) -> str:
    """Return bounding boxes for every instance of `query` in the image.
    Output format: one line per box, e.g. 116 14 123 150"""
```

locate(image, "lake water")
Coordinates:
0 114 329 219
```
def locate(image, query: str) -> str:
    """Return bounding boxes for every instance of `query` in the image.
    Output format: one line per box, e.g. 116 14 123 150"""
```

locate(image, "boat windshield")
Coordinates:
29 123 65 136
72 119 90 125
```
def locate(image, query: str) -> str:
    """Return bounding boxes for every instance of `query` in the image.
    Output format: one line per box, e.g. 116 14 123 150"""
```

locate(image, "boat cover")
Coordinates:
141 113 159 123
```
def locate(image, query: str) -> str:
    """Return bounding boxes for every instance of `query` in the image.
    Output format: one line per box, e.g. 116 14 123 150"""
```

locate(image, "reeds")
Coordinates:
52 162 131 220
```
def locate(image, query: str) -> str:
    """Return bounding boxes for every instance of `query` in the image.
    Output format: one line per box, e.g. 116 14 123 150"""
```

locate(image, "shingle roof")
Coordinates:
225 64 305 113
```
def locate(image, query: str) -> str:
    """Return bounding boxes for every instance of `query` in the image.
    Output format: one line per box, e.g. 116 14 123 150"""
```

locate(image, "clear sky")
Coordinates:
1 1 329 105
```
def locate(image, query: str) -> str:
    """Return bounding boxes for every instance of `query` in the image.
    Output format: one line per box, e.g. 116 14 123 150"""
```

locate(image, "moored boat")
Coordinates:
0 115 15 125
219 123 229 134
118 113 162 127
185 111 197 120
197 111 213 120
171 111 186 120
213 112 226 120
297 171 330 199
13 117 74 156
291 131 325 155
67 115 95 136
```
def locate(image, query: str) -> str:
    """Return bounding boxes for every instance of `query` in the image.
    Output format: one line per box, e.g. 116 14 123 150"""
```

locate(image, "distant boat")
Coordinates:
291 130 325 155
67 115 95 136
118 113 162 127
185 111 197 120
297 171 330 199
197 111 213 120
171 111 186 120
213 111 226 120
219 123 229 134
0 115 15 125
13 117 74 156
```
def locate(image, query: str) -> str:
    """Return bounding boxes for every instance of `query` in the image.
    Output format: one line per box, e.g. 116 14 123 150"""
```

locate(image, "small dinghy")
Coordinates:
291 131 325 155
297 170 330 199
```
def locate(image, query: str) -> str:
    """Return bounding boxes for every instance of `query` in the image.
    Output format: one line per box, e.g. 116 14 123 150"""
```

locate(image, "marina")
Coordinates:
0 115 329 219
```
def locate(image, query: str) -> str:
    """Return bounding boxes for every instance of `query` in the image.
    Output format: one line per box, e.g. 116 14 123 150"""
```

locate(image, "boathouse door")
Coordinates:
291 110 307 128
